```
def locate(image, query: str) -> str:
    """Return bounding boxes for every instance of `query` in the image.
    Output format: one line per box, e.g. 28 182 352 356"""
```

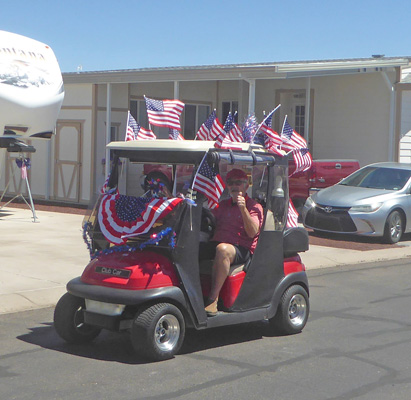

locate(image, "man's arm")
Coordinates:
237 192 261 238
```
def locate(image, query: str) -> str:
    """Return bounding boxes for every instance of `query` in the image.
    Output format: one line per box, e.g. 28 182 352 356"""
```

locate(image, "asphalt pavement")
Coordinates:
1 204 411 315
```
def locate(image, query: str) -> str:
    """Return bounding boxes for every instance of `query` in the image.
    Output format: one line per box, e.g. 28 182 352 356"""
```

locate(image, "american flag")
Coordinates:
144 96 184 131
280 116 307 151
228 122 243 142
291 147 313 174
192 155 225 209
214 113 243 150
125 111 156 141
196 110 217 140
169 128 185 140
286 199 299 228
265 136 285 156
260 115 284 155
98 193 183 244
209 117 225 140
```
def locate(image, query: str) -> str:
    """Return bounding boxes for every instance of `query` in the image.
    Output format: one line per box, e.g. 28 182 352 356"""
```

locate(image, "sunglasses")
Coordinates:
226 179 247 186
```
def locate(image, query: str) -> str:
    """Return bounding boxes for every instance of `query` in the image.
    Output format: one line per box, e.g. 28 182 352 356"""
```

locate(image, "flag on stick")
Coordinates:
291 147 313 174
192 154 225 209
280 115 307 151
196 110 223 140
125 111 156 141
144 96 184 130
169 128 185 140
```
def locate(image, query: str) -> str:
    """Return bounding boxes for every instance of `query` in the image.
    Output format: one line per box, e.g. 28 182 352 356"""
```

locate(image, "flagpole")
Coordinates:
279 114 288 150
143 94 153 132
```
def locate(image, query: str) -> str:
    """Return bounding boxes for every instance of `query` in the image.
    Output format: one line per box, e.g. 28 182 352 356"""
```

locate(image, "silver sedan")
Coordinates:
302 162 411 243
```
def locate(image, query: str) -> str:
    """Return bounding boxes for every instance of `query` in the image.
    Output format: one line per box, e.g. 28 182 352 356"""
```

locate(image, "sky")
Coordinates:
1 0 410 73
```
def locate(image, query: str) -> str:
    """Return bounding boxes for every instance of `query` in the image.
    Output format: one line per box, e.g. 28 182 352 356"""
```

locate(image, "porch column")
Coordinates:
382 72 396 161
174 81 180 99
248 79 256 115
305 77 311 147
105 83 112 178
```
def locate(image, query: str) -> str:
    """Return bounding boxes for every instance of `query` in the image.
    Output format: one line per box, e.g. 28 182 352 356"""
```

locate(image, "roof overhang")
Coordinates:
63 58 410 85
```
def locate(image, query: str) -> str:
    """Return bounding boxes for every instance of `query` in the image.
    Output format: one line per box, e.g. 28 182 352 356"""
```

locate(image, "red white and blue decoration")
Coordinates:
16 157 30 179
83 224 177 260
98 194 183 245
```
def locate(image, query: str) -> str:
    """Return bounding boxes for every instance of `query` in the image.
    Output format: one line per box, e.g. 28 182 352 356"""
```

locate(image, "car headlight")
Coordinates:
349 202 383 213
305 196 316 208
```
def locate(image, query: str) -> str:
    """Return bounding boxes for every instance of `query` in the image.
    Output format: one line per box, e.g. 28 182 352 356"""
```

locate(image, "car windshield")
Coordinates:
339 166 411 190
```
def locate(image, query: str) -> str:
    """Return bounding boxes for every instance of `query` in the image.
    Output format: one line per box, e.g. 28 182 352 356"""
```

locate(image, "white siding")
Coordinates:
399 91 411 163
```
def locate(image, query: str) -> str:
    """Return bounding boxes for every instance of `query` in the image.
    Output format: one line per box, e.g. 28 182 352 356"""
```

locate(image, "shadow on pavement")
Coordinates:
17 319 269 364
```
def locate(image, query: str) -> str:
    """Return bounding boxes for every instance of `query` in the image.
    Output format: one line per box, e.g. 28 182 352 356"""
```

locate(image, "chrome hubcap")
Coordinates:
288 294 307 327
154 314 180 351
390 214 402 239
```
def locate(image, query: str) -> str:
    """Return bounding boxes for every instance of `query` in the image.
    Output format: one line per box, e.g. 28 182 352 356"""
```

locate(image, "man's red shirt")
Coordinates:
212 195 263 253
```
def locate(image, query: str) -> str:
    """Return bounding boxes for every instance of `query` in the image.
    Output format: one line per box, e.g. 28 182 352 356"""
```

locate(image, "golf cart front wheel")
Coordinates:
268 285 309 335
131 303 185 362
53 293 101 344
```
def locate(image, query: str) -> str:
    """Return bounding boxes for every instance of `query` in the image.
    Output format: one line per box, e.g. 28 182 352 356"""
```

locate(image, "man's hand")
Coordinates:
236 192 246 210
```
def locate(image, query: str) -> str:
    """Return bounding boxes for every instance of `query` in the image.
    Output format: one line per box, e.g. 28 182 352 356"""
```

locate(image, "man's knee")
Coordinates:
215 243 235 261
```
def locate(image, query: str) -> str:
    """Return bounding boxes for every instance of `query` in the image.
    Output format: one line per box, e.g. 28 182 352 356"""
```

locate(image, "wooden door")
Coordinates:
54 121 82 202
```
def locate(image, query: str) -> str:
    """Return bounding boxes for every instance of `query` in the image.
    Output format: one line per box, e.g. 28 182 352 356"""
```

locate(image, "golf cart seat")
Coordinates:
283 227 309 257
199 259 251 276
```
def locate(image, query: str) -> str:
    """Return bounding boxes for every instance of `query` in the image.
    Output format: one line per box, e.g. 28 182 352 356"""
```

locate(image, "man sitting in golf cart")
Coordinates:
203 169 264 316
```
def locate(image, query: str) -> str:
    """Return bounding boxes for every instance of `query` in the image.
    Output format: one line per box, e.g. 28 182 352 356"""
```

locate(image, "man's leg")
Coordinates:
205 243 236 315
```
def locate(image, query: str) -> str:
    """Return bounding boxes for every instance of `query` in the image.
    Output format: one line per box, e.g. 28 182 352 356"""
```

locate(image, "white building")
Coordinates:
2 56 411 206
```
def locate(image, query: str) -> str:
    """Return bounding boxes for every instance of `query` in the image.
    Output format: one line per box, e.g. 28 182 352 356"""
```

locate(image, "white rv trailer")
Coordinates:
0 30 64 175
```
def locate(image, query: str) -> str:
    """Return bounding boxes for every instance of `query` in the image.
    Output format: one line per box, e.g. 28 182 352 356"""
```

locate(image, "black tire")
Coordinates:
268 285 309 335
131 303 185 362
53 293 101 344
383 210 403 244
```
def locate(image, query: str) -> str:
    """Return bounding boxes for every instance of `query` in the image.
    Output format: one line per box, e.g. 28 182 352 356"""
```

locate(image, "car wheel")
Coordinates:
131 303 185 361
267 285 309 335
383 210 403 244
53 293 101 344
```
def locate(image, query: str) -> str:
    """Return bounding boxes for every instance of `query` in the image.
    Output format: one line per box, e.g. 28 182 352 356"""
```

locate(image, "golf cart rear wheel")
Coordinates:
383 210 403 244
268 285 309 335
131 303 185 361
53 293 101 344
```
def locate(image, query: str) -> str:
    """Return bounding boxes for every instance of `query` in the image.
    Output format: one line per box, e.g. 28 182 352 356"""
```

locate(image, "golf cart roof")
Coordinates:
107 139 273 165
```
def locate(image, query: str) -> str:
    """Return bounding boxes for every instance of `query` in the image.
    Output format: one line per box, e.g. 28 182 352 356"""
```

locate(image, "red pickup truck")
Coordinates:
143 159 360 209
289 159 360 209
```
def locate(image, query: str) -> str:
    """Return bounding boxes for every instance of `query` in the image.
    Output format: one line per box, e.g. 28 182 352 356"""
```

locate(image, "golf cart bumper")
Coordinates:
67 277 187 307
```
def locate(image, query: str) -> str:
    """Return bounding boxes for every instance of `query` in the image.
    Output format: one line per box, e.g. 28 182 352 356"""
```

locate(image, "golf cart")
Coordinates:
54 140 310 361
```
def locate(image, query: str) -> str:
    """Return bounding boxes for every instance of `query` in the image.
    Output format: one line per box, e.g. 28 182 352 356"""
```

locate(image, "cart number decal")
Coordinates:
95 266 131 279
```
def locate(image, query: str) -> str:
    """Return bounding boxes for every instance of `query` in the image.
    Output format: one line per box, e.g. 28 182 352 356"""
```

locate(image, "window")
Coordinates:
182 104 211 139
110 125 118 142
222 101 238 124
295 105 305 136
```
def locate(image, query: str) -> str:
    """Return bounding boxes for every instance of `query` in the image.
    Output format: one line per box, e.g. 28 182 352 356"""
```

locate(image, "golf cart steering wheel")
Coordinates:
201 208 216 238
